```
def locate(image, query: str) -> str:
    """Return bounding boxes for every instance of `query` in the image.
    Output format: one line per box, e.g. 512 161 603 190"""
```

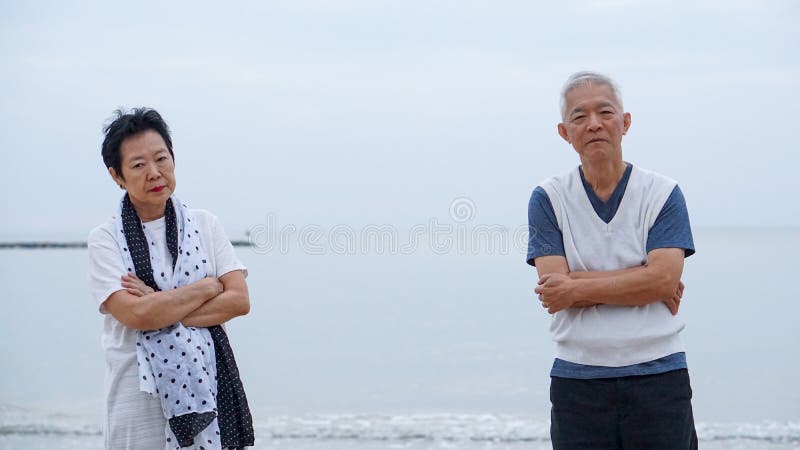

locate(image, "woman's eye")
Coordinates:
132 163 144 169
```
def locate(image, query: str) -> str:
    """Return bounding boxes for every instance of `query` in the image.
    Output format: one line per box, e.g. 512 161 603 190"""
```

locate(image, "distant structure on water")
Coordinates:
0 240 251 249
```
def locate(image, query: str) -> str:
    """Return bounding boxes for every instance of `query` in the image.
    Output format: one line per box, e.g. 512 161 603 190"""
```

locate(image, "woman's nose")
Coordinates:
146 162 161 179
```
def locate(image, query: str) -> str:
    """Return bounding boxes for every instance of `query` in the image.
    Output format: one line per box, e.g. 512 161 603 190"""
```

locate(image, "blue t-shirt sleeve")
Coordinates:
527 186 566 266
646 185 696 257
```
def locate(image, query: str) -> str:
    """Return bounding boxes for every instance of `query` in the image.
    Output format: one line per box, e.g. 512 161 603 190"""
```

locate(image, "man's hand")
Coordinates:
662 281 684 315
535 273 578 314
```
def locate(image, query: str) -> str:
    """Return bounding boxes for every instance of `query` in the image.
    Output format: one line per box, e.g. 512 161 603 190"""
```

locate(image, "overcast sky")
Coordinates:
1 0 798 239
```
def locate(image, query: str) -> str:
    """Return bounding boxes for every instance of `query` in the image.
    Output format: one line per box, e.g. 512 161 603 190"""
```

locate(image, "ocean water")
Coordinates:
1 228 798 449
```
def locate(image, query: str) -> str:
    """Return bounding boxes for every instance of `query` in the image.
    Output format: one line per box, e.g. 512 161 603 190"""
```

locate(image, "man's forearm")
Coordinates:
568 264 646 280
567 265 645 307
571 266 678 306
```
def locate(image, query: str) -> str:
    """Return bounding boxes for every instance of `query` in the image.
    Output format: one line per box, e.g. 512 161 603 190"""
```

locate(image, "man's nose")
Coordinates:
587 114 602 130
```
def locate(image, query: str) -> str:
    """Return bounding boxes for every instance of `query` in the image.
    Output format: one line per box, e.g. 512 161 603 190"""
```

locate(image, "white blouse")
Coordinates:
88 209 246 450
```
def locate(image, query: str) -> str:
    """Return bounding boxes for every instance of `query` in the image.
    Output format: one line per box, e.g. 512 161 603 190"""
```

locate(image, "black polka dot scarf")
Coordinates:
117 194 254 448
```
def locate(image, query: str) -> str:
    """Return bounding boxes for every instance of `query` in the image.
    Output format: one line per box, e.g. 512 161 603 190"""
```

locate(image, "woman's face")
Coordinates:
109 130 176 220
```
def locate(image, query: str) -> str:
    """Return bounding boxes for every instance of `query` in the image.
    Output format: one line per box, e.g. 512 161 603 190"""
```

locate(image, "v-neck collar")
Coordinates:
578 162 633 224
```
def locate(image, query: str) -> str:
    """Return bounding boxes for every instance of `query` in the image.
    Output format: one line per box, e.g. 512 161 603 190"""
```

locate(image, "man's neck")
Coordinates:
580 159 628 202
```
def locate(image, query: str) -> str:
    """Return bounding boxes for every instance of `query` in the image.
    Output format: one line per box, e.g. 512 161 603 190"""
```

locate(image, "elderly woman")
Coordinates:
88 108 254 449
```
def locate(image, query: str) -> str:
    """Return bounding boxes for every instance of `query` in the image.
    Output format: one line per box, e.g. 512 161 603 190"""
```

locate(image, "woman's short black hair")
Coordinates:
102 108 174 180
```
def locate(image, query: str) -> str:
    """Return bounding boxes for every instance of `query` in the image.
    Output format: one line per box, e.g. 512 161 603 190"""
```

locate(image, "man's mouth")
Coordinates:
587 138 607 144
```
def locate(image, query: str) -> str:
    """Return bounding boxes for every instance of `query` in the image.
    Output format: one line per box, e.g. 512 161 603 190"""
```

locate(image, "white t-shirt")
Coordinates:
87 209 246 450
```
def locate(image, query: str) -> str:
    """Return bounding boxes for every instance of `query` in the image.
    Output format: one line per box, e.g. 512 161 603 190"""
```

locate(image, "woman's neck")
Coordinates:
131 200 166 222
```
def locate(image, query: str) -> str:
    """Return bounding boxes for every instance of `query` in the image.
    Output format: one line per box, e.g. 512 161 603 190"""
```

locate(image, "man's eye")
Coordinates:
572 116 586 122
601 111 614 115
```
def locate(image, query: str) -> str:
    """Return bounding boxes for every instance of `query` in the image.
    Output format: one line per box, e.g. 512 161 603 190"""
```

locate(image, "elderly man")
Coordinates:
527 71 697 449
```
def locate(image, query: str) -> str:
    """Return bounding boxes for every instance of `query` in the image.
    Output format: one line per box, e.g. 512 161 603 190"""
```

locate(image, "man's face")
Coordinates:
557 83 631 162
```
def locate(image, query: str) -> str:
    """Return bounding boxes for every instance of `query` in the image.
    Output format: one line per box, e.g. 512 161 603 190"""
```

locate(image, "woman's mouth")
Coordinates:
150 186 166 193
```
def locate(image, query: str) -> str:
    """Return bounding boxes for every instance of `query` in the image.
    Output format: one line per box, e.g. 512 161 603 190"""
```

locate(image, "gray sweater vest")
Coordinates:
540 165 685 366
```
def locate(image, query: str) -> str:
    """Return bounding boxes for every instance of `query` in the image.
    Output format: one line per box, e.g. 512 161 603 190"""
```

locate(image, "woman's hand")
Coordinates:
196 276 224 297
121 273 154 297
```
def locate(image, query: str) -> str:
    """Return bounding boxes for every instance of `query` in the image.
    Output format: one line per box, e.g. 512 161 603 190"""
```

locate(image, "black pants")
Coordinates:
550 369 698 450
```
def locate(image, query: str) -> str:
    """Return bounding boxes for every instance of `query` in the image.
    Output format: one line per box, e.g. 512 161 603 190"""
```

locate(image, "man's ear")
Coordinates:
109 167 125 189
557 123 571 143
622 112 631 135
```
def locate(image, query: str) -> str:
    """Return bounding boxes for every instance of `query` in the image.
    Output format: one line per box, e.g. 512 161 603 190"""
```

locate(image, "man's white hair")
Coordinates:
560 71 624 120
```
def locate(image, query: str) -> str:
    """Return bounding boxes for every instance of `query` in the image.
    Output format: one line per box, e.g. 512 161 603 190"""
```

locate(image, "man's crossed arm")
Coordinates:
534 248 685 315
